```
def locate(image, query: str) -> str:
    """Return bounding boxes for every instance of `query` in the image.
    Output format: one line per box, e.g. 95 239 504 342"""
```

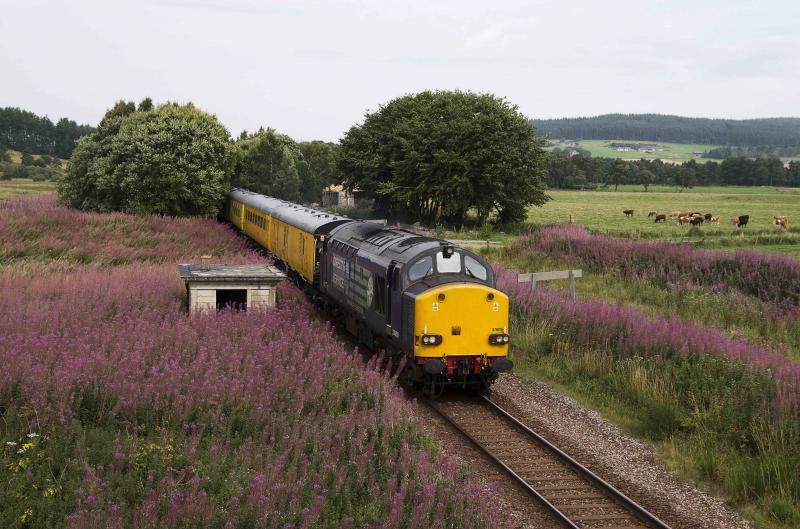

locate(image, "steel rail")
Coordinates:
427 395 674 529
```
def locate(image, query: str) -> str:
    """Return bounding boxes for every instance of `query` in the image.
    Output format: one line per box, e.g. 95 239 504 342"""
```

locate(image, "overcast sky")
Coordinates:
2 0 799 141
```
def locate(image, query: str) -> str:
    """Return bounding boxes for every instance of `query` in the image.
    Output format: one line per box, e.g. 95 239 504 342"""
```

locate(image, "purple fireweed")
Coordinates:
519 224 800 310
0 196 506 529
0 194 261 264
496 266 800 416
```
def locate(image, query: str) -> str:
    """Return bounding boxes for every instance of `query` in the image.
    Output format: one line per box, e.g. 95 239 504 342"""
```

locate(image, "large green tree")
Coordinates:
339 90 548 226
232 129 303 201
298 140 340 203
59 100 235 216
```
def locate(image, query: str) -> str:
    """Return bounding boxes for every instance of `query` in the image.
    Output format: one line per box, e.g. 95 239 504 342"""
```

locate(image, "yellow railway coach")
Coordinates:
227 188 351 283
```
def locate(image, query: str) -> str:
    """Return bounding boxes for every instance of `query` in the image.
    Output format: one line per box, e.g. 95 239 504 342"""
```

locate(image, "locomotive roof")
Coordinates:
229 188 352 234
329 222 456 266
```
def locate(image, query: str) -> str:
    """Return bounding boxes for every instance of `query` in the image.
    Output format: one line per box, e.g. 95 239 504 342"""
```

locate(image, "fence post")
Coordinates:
568 270 576 300
531 277 537 296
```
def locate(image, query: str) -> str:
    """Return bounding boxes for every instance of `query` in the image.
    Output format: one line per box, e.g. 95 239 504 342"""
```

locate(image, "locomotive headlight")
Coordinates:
489 333 509 345
421 334 442 346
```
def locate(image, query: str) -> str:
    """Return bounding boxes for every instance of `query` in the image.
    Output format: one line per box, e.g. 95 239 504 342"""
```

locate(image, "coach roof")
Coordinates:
229 188 352 234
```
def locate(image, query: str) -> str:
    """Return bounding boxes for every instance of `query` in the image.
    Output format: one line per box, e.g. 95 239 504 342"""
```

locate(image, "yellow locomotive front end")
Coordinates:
412 282 512 390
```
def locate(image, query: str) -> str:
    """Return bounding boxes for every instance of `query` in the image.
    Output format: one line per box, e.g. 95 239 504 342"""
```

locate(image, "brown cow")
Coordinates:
709 216 719 223
678 215 691 225
690 216 704 226
654 214 667 223
704 213 713 221
774 215 789 229
623 209 634 217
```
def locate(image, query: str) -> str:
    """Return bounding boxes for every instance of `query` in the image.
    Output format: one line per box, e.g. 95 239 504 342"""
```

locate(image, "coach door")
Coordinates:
387 263 402 339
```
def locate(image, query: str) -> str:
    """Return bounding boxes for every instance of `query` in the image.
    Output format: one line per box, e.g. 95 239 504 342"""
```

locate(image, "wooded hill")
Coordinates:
0 107 94 158
533 114 800 148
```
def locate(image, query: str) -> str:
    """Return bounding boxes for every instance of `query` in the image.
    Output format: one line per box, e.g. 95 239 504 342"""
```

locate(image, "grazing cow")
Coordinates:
648 211 657 218
678 215 691 225
623 209 634 217
690 216 704 226
704 213 713 221
655 214 667 223
735 215 749 228
710 216 719 223
773 215 789 229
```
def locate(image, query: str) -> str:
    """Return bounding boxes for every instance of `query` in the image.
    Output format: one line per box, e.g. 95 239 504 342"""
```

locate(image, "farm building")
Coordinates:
321 184 355 209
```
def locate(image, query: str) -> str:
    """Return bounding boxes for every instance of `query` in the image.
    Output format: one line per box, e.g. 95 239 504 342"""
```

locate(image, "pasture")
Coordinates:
547 139 723 163
0 178 58 200
528 186 800 252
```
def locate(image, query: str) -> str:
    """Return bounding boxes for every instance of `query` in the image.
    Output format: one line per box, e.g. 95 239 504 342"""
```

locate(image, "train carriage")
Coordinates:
225 188 512 393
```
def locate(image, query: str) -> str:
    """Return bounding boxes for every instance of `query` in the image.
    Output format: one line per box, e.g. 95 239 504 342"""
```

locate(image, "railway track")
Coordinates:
428 395 673 529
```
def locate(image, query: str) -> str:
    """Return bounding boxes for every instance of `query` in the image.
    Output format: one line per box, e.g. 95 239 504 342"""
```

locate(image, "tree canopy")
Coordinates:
534 114 800 151
298 141 340 203
0 107 94 158
232 129 303 202
339 90 548 226
544 152 800 189
59 100 236 216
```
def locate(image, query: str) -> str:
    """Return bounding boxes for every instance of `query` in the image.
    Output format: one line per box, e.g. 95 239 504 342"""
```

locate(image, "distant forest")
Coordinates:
546 153 800 190
533 114 800 151
0 107 94 159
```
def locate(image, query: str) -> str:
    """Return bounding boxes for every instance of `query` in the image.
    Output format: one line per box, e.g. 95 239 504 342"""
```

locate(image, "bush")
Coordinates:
59 101 236 216
0 162 29 179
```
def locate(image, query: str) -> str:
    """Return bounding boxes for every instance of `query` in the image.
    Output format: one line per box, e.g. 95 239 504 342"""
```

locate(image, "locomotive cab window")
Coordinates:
408 256 433 281
436 251 461 274
464 255 488 281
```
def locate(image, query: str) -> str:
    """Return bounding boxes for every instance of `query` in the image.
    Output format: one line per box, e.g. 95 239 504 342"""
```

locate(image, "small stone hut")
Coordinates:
177 263 286 315
321 185 355 209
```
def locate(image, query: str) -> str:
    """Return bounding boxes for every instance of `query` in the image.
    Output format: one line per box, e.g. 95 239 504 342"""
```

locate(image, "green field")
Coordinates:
0 179 58 200
528 186 800 252
548 139 723 163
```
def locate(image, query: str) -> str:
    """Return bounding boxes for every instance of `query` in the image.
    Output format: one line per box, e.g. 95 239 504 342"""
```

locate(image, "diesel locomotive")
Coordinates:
226 188 512 393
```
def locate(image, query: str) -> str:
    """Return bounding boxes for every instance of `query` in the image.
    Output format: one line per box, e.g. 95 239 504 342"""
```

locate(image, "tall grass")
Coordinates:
520 224 800 309
0 194 259 266
498 268 800 526
0 197 505 529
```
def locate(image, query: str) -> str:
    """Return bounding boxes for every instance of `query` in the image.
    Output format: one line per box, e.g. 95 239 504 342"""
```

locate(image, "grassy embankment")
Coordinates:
486 227 800 528
0 195 504 529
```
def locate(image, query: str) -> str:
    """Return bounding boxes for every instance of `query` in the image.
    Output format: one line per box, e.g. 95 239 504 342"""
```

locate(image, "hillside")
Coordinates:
532 114 800 149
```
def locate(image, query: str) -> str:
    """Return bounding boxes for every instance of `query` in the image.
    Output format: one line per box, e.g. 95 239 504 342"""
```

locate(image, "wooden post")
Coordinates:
568 269 576 300
531 277 537 295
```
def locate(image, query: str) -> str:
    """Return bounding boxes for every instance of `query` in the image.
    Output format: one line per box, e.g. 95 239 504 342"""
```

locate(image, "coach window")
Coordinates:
436 251 461 274
408 256 433 281
464 255 488 281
